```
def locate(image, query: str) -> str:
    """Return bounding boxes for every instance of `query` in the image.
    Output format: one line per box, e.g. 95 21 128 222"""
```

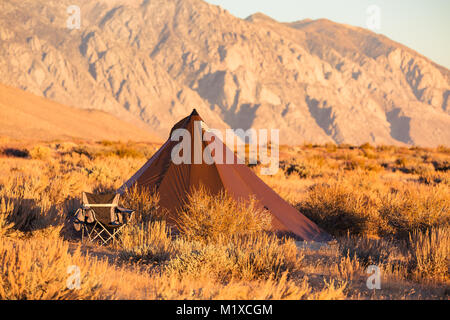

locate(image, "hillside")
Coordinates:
0 83 160 142
0 0 448 146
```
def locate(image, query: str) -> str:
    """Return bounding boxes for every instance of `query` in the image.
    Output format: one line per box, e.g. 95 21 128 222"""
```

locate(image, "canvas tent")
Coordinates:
118 109 330 241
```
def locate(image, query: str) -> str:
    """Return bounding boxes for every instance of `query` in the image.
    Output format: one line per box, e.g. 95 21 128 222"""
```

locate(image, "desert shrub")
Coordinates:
98 140 117 147
408 227 449 280
334 151 378 171
0 196 60 233
334 252 364 282
298 181 382 237
110 145 145 159
411 163 435 175
281 159 323 178
70 146 94 160
361 149 378 160
165 240 235 281
121 185 163 223
391 156 431 174
1 148 30 158
379 185 449 238
0 236 341 300
0 238 114 299
301 142 314 149
0 198 14 237
343 158 365 170
54 142 78 153
176 187 272 243
146 271 344 300
360 143 375 151
310 279 347 300
376 145 400 158
166 233 302 281
306 154 327 168
364 162 384 172
29 225 64 240
300 173 449 239
227 234 301 280
418 171 449 186
324 143 337 152
120 220 174 263
95 142 149 159
432 159 449 172
338 234 405 266
436 145 450 154
72 142 154 161
394 157 408 168
29 145 52 160
0 175 63 232
43 172 86 204
337 143 351 149
344 158 383 172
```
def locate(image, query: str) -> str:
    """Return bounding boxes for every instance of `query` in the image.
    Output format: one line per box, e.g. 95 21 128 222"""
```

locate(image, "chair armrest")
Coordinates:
116 207 134 214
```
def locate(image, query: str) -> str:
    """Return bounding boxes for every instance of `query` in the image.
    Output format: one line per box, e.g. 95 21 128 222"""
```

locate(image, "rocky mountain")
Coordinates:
0 0 449 146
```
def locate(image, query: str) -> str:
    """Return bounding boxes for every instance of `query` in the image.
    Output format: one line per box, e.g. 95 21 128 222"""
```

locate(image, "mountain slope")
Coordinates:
0 83 160 142
0 0 448 146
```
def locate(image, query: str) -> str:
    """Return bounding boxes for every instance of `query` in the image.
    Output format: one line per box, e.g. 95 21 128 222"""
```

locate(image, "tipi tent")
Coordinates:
119 110 330 241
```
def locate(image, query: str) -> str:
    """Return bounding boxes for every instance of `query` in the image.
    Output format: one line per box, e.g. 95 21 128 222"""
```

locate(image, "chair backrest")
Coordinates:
82 192 119 225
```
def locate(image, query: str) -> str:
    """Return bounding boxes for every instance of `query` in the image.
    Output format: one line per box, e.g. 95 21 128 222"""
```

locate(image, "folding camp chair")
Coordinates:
74 192 134 246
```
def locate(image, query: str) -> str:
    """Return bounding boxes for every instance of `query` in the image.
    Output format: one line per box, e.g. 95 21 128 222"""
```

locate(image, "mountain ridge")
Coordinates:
0 0 448 146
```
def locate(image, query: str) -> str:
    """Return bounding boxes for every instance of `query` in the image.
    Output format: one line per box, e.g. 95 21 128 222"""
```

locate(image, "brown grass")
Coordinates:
0 140 448 299
120 220 174 263
121 185 163 223
0 238 113 299
176 187 272 243
296 171 449 239
165 233 302 282
298 176 382 237
408 227 449 281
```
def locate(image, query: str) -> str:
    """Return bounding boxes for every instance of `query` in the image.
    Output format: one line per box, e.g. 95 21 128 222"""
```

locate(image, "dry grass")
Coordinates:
298 175 383 237
0 199 15 237
120 220 174 263
408 227 449 281
176 187 272 243
0 238 113 299
165 233 302 282
295 170 449 239
0 235 345 300
379 185 449 238
0 140 449 300
121 185 163 223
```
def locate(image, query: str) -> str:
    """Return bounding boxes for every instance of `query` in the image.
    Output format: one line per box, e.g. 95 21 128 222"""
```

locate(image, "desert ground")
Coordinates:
0 138 448 299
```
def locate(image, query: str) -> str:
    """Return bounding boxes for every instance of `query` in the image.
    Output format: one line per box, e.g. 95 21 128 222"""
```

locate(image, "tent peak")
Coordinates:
190 108 199 116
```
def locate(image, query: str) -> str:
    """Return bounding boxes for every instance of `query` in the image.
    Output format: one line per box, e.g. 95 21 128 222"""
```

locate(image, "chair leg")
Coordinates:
87 222 99 241
111 226 125 245
91 228 107 245
81 222 127 247
90 223 116 246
